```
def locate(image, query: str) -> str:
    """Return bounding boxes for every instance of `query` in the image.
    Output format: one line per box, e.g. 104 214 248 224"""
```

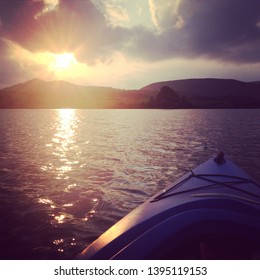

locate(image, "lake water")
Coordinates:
0 109 259 259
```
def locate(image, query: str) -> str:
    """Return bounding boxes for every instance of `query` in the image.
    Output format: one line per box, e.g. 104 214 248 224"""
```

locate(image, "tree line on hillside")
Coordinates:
143 86 191 109
142 85 260 109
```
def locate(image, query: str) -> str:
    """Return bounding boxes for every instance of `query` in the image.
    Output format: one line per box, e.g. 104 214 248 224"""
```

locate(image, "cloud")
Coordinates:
0 0 134 66
142 0 260 63
123 0 259 64
94 0 130 27
0 0 107 59
35 0 59 18
0 1 43 49
179 0 260 61
1 0 260 78
0 39 34 86
148 0 182 31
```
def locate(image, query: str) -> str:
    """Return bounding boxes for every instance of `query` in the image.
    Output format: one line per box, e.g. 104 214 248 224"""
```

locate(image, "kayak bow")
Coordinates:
79 153 260 260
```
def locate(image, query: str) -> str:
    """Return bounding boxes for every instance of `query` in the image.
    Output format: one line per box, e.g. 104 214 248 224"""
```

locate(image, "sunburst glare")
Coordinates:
51 53 77 72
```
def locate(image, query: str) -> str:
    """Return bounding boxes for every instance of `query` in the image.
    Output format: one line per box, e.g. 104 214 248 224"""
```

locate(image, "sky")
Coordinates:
1 0 260 89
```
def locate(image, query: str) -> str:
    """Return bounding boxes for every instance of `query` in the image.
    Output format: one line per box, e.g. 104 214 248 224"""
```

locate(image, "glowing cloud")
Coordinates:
35 0 59 19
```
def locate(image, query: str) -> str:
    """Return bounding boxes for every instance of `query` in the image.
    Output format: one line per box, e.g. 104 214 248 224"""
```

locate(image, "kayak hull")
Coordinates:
79 154 260 259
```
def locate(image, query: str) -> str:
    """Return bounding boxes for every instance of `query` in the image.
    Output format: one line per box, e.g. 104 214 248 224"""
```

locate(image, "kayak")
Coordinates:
78 152 260 260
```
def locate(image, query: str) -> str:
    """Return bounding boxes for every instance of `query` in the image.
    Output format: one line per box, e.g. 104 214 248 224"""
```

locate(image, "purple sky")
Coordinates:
1 0 260 89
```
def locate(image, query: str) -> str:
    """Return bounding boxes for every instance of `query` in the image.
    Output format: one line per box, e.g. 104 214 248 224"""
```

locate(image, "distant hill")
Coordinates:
1 78 260 109
140 78 260 108
141 78 260 98
0 79 147 109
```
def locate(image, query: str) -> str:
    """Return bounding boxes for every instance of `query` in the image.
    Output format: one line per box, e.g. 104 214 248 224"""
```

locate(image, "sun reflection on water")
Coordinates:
37 109 86 243
54 214 65 224
52 109 79 179
54 109 77 148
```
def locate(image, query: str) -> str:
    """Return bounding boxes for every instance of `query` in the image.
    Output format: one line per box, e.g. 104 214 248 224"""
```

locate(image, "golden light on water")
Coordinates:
54 214 65 224
70 238 77 246
52 109 79 179
53 239 64 246
63 203 74 207
56 109 77 140
38 198 53 205
38 198 57 209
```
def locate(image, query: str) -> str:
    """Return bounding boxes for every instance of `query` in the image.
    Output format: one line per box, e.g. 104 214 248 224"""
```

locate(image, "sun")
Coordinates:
51 53 77 72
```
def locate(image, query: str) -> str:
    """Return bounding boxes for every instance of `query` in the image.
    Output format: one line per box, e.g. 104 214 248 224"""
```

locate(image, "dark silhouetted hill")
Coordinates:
140 78 260 108
0 79 147 109
1 78 260 108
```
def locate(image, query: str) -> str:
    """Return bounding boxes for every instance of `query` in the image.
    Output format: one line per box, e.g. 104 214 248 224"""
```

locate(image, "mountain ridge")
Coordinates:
140 78 260 99
0 78 260 108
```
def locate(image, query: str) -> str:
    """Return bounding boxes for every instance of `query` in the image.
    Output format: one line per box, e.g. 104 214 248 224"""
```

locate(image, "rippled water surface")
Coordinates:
0 109 259 259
